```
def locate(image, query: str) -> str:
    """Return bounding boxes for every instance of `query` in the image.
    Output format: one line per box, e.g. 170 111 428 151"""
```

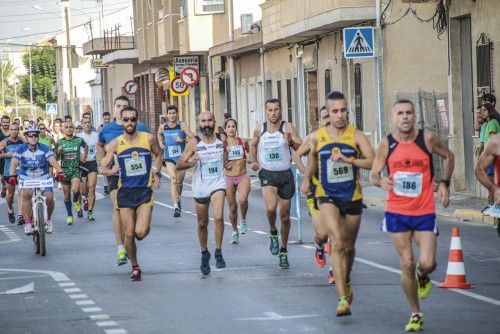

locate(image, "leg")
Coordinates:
236 177 250 221
414 231 437 275
166 162 178 206
211 191 225 249
311 213 329 246
342 214 362 282
80 176 88 198
62 183 72 217
71 178 80 201
135 204 153 241
45 192 55 219
195 201 210 251
176 168 186 198
6 183 15 210
87 172 97 211
277 198 292 248
120 208 138 266
392 231 420 313
262 186 279 232
21 189 34 220
226 184 238 233
110 189 124 245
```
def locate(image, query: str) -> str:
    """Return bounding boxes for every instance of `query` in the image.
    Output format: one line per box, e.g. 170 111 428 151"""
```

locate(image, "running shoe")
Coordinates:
77 210 83 218
336 297 351 317
0 187 6 198
103 185 109 195
200 250 211 275
269 234 280 255
214 249 226 269
117 248 128 266
416 268 431 299
239 220 248 234
66 216 73 225
173 207 181 218
328 269 336 285
324 241 331 254
314 247 326 268
346 282 353 305
24 223 34 235
73 201 81 213
87 212 95 221
405 313 424 332
83 198 88 211
8 211 15 224
229 231 239 244
278 251 289 269
17 215 25 226
130 266 142 281
44 220 53 234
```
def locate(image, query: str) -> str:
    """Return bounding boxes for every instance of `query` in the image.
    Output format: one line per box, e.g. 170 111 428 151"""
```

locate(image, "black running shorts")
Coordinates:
258 168 295 199
117 187 153 210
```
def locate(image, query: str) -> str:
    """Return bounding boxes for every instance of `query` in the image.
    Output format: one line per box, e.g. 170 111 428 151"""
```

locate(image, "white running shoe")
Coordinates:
44 220 53 234
24 224 34 235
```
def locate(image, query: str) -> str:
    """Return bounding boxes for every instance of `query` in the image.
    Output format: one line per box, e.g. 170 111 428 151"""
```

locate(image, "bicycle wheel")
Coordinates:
37 203 46 256
33 233 40 254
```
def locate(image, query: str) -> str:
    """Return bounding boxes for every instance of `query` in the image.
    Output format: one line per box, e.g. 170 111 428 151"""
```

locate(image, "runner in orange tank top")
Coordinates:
370 99 455 332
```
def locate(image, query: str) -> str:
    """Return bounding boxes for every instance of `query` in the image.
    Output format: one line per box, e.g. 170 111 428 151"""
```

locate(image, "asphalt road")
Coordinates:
1 174 499 334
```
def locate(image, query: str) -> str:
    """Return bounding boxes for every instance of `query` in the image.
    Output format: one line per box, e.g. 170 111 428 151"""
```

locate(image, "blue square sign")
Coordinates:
343 27 375 59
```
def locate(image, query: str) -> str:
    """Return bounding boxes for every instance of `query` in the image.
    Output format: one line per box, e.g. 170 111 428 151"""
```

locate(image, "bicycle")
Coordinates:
18 178 53 256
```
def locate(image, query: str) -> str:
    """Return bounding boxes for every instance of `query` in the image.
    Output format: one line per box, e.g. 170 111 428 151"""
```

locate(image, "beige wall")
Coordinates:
105 64 134 112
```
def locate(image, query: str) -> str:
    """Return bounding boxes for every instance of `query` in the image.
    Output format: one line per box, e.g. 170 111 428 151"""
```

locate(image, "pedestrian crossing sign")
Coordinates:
45 103 58 115
343 27 375 59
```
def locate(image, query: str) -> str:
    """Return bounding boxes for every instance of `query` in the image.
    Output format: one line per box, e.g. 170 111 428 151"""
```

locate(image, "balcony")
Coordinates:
261 0 376 46
82 36 135 56
156 13 180 59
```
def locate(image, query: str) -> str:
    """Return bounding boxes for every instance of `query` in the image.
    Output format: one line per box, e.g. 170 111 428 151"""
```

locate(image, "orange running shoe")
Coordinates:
324 241 331 254
314 247 326 268
328 269 336 285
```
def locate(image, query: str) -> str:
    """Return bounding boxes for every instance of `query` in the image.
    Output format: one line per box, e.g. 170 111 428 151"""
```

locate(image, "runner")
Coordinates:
99 112 112 194
8 124 64 235
177 111 227 275
55 122 88 224
0 122 25 224
223 118 251 244
78 118 99 221
369 99 455 331
38 123 55 148
301 91 375 316
156 105 194 217
97 95 149 266
100 106 162 281
250 98 302 269
52 118 64 141
292 106 332 276
0 115 10 198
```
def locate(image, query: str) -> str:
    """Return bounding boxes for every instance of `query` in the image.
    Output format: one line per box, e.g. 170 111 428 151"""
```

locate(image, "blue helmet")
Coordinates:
24 124 40 134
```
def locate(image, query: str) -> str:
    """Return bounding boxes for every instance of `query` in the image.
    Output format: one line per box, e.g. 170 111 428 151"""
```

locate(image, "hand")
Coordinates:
380 176 393 191
7 175 17 185
331 150 349 163
80 156 86 163
175 136 183 143
56 172 65 182
159 143 165 150
251 162 260 172
284 132 293 146
188 153 200 166
300 178 311 196
437 182 450 208
153 174 161 189
57 146 63 154
110 165 120 175
224 161 233 170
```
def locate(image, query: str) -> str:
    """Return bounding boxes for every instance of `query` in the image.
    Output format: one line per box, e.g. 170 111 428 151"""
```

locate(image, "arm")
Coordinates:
81 140 88 163
48 156 63 174
176 138 199 171
9 157 19 177
0 141 8 159
157 125 165 149
475 135 500 203
250 125 261 171
300 132 318 195
369 138 393 191
149 134 163 189
292 135 310 174
352 131 375 170
425 130 455 208
96 141 106 161
181 122 195 140
285 122 303 151
99 140 118 176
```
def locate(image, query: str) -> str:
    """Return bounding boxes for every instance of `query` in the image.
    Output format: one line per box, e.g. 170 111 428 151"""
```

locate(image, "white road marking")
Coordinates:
301 245 315 250
64 287 82 293
90 314 110 321
0 282 34 295
96 321 118 327
82 307 103 313
69 294 88 299
76 300 95 306
0 274 46 281
59 282 76 287
104 329 128 334
236 312 320 321
0 224 21 244
253 231 267 235
355 257 500 306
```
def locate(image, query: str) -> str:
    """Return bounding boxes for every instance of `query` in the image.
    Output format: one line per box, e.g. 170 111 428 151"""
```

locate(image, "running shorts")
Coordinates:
80 160 98 178
258 168 295 200
62 168 81 185
117 187 153 210
317 197 363 216
383 212 438 234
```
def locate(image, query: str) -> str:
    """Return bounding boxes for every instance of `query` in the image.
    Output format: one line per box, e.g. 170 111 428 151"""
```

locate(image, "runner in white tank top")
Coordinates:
177 111 227 276
250 98 302 269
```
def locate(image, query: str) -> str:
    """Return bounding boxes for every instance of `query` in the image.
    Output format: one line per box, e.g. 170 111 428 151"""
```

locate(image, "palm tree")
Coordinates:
0 58 16 107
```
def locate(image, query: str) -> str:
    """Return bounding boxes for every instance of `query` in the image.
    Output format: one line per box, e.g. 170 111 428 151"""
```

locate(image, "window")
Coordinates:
476 33 492 91
265 80 272 100
286 79 292 122
325 69 331 97
195 0 225 15
354 63 363 130
225 76 231 114
276 80 282 104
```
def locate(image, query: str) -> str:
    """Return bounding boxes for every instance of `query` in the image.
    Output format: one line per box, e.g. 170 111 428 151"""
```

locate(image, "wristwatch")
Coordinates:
155 172 162 178
440 179 450 188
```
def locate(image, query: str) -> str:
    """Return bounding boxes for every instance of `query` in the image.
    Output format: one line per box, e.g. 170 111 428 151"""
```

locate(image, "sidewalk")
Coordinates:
362 183 496 225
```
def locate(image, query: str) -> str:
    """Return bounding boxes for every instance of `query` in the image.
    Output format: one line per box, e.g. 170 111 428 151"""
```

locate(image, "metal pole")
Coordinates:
64 5 75 120
28 34 34 118
0 50 4 107
375 0 385 142
14 79 18 118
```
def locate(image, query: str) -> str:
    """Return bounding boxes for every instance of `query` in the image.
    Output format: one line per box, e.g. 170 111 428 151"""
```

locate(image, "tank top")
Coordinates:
192 135 226 198
78 131 99 161
315 125 361 201
162 121 186 162
224 137 247 161
2 137 24 176
258 121 292 171
116 132 153 188
385 129 435 216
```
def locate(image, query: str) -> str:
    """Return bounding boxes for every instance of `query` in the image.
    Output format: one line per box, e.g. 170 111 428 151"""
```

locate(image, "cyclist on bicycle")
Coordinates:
8 125 65 235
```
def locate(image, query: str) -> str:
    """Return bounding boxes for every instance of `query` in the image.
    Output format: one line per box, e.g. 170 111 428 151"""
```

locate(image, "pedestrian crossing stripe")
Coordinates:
343 27 375 59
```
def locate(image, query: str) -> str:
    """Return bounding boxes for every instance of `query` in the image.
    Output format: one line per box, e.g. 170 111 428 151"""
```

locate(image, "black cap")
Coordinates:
481 93 496 107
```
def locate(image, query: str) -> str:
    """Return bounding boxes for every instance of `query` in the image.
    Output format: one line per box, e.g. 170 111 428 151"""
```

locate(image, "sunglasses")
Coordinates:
39 128 46 130
26 133 39 138
122 117 137 123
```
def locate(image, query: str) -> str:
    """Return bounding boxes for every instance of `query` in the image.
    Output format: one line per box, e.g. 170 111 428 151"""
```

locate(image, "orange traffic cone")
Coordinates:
439 227 473 289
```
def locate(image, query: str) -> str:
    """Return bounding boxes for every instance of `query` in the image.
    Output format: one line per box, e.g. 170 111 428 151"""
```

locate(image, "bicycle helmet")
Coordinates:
24 124 40 134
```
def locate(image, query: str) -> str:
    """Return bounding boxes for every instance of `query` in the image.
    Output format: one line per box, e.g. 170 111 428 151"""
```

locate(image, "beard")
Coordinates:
200 125 215 136
125 124 136 134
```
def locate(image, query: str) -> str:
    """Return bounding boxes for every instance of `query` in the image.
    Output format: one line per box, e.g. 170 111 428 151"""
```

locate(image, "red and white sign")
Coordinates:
170 77 188 95
180 66 200 87
124 80 138 95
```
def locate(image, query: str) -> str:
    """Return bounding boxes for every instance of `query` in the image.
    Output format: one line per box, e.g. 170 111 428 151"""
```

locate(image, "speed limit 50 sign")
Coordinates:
170 77 188 96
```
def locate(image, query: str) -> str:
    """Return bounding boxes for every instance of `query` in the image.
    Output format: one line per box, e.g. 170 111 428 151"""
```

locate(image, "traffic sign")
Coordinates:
343 27 375 59
180 66 200 87
46 103 58 115
124 80 138 95
174 56 199 74
170 77 189 96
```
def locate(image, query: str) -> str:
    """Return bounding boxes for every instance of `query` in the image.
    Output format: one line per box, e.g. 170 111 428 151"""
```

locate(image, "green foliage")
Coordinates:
0 58 16 106
19 46 56 108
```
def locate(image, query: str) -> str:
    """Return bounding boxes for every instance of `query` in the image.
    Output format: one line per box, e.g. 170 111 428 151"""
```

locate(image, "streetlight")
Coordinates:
14 77 19 118
22 27 34 118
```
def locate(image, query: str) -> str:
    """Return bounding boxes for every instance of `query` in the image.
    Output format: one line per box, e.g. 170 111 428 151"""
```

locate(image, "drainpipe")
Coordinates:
296 45 306 139
375 0 385 144
228 0 237 117
259 47 266 122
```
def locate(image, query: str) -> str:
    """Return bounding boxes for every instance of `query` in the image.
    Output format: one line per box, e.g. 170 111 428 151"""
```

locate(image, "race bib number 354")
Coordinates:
124 156 146 176
393 172 423 198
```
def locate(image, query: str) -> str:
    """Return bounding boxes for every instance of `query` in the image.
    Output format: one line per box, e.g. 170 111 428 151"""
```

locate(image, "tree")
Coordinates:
19 46 56 108
0 59 16 107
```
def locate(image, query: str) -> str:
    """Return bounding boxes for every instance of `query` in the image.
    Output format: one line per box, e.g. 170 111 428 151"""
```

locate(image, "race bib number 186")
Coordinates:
393 172 423 197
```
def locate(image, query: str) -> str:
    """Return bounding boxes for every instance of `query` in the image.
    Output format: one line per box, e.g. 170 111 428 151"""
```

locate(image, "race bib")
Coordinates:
19 178 54 189
326 160 354 183
124 156 147 176
201 161 222 178
89 146 96 155
228 145 244 161
264 146 283 162
168 145 182 158
393 172 422 197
